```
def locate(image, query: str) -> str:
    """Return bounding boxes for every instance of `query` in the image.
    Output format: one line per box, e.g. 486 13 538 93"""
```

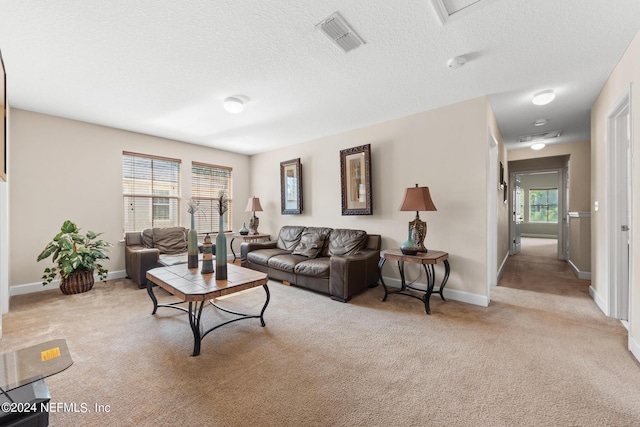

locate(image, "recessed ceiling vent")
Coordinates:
317 12 365 53
519 130 563 143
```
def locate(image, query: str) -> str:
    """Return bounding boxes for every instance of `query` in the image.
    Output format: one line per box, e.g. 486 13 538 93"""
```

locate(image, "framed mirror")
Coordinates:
280 158 302 214
340 144 372 215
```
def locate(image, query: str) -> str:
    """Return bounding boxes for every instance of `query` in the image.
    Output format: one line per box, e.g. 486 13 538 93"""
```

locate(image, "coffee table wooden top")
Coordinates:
146 263 268 302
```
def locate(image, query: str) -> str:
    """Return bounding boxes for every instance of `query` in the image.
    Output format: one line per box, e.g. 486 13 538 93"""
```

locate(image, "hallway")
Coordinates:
498 237 588 297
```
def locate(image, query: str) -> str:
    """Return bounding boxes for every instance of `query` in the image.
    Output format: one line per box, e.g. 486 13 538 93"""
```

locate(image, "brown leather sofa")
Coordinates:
125 227 210 288
241 226 381 302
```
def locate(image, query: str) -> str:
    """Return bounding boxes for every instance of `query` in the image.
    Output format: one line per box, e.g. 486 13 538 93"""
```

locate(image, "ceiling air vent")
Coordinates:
519 130 563 143
317 12 365 53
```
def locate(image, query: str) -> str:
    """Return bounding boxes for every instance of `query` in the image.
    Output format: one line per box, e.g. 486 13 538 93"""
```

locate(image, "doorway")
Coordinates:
510 170 565 260
607 90 632 323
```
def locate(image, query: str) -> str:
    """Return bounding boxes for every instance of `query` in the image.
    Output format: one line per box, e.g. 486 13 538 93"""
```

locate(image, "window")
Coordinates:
191 162 232 233
122 152 181 233
529 188 558 223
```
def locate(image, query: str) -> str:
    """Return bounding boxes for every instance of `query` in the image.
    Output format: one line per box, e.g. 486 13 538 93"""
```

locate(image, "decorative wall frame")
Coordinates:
503 181 508 203
280 158 302 214
340 144 372 215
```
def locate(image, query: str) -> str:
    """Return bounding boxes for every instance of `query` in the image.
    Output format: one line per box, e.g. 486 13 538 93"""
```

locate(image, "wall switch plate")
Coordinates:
594 201 599 211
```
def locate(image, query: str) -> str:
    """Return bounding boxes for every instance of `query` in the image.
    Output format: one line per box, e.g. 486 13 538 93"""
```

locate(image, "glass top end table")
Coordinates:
0 339 73 393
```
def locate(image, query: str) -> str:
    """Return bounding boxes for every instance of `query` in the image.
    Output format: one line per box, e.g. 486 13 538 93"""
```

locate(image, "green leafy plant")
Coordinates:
37 220 112 286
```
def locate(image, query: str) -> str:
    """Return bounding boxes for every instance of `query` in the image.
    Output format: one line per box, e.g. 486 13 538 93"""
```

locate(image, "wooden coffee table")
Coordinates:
146 263 269 356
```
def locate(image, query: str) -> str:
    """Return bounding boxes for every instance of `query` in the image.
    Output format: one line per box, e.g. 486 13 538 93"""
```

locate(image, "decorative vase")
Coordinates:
400 227 419 255
216 217 228 280
239 223 249 236
201 234 214 274
188 214 199 268
60 270 95 295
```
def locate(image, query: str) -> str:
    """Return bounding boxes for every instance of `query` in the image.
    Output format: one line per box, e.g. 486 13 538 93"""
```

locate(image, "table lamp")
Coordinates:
399 184 437 254
245 196 263 235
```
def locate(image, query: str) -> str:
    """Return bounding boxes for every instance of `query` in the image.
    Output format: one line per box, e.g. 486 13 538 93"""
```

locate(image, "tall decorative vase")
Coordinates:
215 217 228 280
187 214 199 268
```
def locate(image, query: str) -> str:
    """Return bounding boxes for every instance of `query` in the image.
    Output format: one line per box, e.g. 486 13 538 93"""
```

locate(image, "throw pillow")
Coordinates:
142 229 154 248
153 227 187 254
292 232 325 258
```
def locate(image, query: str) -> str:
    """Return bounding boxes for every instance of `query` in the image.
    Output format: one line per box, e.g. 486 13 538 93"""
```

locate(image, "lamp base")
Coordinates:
249 215 260 235
408 217 427 252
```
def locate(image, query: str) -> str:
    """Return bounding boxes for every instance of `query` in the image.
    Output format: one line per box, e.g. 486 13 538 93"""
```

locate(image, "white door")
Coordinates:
511 175 522 255
616 110 631 321
607 93 631 322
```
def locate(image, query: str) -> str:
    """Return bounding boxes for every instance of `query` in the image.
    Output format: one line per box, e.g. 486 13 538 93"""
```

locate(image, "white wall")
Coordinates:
591 31 640 359
250 96 507 306
8 109 251 290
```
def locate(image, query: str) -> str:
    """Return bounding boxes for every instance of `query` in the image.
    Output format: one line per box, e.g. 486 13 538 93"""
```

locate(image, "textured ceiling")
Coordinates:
0 0 639 154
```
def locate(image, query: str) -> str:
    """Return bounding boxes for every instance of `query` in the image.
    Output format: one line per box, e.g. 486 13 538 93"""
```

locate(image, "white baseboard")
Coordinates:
630 335 640 363
567 260 592 280
10 270 128 297
381 276 489 307
497 252 509 282
589 285 608 316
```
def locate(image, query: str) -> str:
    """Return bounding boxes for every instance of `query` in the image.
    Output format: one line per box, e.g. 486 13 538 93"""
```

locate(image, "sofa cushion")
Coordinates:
292 231 327 258
327 229 367 256
142 229 154 248
153 227 187 254
268 254 308 273
276 226 306 251
294 258 330 278
247 248 291 266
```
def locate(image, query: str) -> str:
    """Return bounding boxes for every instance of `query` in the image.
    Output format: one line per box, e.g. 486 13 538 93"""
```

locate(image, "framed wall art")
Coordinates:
340 144 372 215
280 158 302 214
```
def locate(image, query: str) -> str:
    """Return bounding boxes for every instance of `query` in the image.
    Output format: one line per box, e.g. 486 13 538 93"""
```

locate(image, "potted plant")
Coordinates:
37 220 112 294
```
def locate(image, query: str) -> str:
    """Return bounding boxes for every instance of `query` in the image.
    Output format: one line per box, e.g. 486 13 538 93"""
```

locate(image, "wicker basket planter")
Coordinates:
60 270 95 295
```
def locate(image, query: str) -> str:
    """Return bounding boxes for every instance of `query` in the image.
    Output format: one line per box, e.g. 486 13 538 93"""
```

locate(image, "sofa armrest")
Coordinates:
329 249 380 302
240 240 278 262
125 246 160 288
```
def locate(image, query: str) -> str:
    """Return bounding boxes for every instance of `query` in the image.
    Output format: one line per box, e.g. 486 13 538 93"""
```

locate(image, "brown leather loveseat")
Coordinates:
241 226 381 302
125 227 210 288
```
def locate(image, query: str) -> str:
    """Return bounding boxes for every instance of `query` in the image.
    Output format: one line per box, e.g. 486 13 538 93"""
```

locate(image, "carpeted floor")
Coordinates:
2 240 640 426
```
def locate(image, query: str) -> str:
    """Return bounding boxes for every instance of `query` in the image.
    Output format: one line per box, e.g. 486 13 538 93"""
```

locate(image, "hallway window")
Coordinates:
529 188 558 223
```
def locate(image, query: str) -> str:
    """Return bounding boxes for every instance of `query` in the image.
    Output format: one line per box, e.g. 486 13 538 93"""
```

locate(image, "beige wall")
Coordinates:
508 140 591 212
250 96 508 304
591 31 640 353
8 109 251 288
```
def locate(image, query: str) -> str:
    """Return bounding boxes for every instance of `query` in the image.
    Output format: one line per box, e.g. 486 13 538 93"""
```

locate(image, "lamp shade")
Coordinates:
399 186 437 212
245 197 263 212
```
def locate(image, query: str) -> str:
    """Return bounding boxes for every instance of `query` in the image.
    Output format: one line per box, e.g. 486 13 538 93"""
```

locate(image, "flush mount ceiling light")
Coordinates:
531 143 546 150
533 119 548 127
223 97 244 114
532 90 556 106
447 55 467 69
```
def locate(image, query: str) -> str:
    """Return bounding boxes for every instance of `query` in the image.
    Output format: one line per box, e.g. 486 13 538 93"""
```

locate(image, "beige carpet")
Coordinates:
2 245 640 426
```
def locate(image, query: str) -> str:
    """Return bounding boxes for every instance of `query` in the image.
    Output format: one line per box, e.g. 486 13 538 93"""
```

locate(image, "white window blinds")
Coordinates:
191 162 233 233
122 152 181 233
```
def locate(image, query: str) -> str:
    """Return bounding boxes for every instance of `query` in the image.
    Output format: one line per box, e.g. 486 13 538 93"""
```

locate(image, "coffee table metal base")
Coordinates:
147 282 270 356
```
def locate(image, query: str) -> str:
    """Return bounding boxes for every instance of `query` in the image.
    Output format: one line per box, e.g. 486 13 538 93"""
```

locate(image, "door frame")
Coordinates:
487 129 498 294
510 169 565 258
606 87 633 322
